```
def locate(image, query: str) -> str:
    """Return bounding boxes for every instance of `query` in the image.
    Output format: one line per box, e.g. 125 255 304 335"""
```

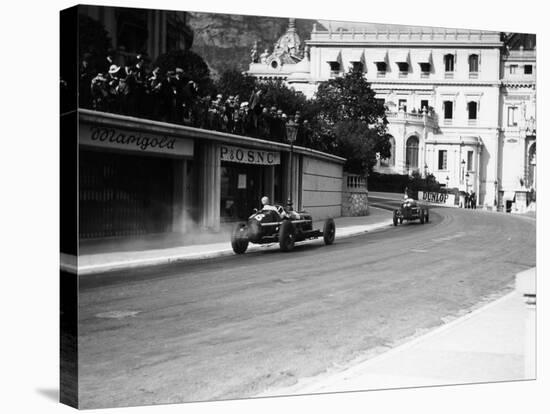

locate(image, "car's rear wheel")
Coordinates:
323 218 336 245
279 220 295 252
231 222 249 254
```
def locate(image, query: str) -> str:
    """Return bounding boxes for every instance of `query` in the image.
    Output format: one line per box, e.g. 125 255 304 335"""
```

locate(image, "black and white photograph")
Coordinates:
56 2 541 410
4 1 546 413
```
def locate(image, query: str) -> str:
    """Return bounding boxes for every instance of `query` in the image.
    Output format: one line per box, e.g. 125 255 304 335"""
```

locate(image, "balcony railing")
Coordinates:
444 72 454 79
386 110 435 123
377 71 386 78
346 174 366 189
469 72 479 79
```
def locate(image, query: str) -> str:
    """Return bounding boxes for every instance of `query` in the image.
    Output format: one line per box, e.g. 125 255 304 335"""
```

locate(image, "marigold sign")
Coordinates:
80 125 194 157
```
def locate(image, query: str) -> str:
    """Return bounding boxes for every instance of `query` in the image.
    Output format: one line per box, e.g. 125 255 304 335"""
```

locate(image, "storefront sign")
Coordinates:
220 145 280 165
80 124 194 157
418 191 456 206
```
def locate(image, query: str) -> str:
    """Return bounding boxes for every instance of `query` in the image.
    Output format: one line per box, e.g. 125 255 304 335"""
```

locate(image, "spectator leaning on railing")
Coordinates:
78 51 308 144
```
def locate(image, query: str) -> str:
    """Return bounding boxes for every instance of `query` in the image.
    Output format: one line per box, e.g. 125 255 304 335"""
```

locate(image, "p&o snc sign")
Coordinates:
220 145 280 165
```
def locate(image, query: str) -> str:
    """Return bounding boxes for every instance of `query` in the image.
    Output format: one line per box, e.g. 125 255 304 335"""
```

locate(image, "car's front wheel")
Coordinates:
323 218 336 245
420 210 425 224
279 220 295 252
231 222 249 254
393 211 399 226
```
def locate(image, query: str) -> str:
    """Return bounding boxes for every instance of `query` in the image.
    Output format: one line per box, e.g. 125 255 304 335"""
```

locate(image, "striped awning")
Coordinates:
389 49 410 63
366 49 387 62
347 49 364 62
324 49 341 62
412 50 432 63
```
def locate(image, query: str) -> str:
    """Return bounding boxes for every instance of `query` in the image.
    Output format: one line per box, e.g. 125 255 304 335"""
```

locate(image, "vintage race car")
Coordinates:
230 205 336 254
393 199 429 225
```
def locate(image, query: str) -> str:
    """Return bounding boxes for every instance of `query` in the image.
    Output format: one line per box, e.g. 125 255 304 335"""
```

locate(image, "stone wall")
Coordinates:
341 174 369 216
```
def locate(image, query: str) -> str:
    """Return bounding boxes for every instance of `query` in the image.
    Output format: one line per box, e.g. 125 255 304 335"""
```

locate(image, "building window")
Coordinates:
509 64 518 74
421 100 429 111
406 136 419 170
351 61 364 72
508 106 518 126
376 61 387 77
329 61 341 76
524 64 533 74
467 150 474 171
397 62 409 77
468 54 479 73
468 101 478 120
444 54 455 72
398 99 407 112
420 63 431 77
438 150 448 170
444 101 453 119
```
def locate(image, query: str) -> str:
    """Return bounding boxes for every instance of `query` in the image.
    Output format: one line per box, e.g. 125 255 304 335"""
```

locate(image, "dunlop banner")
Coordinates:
418 191 456 206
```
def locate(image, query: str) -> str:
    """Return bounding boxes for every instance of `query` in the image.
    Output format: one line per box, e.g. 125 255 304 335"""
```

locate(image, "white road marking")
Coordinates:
95 310 141 319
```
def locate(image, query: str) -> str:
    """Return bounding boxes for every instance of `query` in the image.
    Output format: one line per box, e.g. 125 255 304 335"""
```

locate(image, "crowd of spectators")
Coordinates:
79 53 307 143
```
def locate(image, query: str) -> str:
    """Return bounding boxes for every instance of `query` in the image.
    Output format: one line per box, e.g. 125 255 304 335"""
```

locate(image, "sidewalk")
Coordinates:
259 284 533 397
67 207 393 275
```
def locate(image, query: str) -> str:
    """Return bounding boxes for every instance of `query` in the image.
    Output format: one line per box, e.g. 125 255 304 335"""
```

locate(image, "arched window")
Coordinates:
381 136 396 167
468 101 478 120
469 54 479 72
444 54 454 72
406 136 419 170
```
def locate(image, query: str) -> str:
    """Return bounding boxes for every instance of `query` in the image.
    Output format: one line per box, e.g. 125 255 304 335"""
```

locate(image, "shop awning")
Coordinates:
412 50 432 63
389 49 410 63
347 49 364 62
502 191 516 201
324 49 341 62
367 49 387 62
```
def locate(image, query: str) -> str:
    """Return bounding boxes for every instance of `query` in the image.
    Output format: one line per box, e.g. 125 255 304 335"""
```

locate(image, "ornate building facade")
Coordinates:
247 22 536 211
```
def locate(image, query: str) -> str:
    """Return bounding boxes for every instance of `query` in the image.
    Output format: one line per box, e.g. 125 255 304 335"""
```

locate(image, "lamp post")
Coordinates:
461 159 466 184
446 175 450 188
424 163 428 178
465 171 470 192
285 118 298 210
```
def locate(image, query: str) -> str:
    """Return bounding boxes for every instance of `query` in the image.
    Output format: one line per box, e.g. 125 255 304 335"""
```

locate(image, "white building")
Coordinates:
247 21 536 211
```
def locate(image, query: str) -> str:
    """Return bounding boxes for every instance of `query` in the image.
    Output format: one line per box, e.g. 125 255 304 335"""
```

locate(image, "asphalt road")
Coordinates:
78 205 536 408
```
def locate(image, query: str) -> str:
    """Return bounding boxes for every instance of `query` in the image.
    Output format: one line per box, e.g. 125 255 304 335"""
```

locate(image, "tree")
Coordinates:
153 49 213 94
214 69 256 101
258 79 308 116
78 14 113 71
307 68 390 175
